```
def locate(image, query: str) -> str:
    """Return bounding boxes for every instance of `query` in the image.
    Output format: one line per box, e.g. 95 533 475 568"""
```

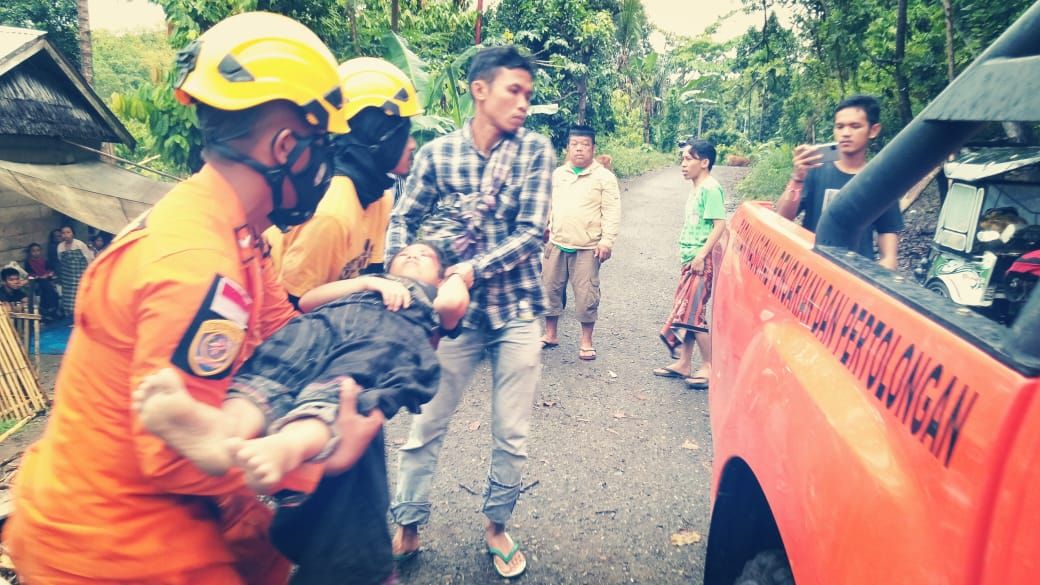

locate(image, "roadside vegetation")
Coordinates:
737 144 793 201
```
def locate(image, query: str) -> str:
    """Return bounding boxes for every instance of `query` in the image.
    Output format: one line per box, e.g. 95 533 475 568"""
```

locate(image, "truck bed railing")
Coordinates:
816 0 1040 367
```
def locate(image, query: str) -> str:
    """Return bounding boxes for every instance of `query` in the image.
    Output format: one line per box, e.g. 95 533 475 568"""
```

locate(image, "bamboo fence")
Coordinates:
0 304 47 422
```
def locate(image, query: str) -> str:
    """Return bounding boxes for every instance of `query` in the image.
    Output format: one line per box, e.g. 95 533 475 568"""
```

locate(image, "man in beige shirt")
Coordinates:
541 125 621 360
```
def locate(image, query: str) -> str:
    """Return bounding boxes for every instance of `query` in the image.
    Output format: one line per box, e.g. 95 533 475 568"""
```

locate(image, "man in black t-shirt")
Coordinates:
776 95 903 269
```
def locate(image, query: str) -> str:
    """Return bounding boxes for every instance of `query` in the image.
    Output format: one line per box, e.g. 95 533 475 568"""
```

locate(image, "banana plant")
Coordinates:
381 32 557 137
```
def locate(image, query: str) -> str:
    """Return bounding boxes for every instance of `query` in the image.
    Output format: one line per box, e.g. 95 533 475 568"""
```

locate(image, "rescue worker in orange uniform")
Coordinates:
2 12 380 585
267 57 422 305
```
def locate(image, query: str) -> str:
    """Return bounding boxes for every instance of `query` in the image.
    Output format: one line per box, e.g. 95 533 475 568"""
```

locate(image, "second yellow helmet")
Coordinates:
338 57 422 122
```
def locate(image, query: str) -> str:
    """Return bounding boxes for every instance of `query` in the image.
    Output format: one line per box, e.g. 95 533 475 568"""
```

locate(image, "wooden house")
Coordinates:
0 25 171 263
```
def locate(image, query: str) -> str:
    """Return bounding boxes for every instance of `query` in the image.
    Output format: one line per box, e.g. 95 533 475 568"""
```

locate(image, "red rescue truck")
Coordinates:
704 3 1040 583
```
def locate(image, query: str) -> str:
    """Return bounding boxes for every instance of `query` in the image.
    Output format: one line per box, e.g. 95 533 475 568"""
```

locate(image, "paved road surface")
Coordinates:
386 165 749 584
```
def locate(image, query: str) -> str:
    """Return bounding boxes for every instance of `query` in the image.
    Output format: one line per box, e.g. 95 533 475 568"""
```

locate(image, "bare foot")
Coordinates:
486 522 526 578
132 368 233 474
230 434 312 494
392 524 421 560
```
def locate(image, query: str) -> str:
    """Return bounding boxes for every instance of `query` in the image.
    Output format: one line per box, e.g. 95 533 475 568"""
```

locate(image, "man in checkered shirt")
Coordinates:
385 45 554 579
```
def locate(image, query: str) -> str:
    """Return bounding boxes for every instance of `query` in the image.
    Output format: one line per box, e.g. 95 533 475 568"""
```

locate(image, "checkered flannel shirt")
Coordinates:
387 121 555 329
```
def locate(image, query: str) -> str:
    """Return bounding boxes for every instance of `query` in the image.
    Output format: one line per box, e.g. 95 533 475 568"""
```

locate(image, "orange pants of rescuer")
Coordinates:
5 493 289 585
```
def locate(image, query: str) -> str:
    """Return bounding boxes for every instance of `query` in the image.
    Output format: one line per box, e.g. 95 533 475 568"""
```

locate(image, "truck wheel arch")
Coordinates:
704 458 790 585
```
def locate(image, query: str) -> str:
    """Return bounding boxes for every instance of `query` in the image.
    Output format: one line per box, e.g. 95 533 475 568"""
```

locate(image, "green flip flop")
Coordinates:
487 534 527 578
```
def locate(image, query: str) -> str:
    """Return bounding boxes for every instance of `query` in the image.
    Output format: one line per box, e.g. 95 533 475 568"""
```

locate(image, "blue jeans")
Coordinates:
391 318 542 526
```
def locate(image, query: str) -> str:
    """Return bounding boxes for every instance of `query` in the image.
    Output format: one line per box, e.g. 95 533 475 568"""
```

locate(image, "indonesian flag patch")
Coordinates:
210 277 252 328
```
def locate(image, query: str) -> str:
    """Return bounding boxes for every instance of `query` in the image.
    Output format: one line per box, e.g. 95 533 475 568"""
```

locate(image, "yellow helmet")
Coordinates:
174 11 349 134
338 57 422 122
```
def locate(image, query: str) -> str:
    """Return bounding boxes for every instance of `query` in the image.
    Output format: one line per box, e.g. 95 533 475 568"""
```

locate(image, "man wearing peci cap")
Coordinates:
540 124 620 361
3 12 381 585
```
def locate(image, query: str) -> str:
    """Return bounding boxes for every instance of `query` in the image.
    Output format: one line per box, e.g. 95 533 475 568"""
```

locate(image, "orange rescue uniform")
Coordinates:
3 167 298 584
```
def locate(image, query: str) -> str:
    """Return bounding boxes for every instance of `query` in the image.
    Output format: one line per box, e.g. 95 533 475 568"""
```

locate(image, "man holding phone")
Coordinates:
775 95 903 269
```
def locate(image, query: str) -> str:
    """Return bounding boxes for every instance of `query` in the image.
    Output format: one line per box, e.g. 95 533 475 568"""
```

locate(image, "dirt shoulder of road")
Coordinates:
0 355 60 463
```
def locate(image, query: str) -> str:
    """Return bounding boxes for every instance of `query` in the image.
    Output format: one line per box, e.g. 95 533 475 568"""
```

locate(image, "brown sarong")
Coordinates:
659 253 714 358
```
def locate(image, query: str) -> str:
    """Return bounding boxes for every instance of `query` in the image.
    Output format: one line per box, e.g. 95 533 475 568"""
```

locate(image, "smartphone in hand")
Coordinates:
815 142 839 164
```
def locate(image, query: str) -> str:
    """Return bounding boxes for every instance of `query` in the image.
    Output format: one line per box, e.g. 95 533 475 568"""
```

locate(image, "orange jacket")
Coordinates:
6 167 297 580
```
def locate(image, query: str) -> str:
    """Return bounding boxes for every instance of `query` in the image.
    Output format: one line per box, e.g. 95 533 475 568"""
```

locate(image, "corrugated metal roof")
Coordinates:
945 147 1040 181
0 26 44 68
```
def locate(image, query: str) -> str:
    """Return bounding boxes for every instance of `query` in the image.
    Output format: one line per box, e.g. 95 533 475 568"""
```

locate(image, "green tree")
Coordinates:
485 0 620 144
92 30 173 103
0 0 80 66
657 34 732 150
732 13 797 141
110 0 253 173
108 0 484 172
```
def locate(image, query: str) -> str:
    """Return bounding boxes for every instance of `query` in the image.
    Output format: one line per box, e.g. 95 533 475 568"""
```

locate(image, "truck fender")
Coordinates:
703 458 786 585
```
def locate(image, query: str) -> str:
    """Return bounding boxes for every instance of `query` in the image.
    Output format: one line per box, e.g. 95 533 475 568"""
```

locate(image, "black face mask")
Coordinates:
211 132 333 231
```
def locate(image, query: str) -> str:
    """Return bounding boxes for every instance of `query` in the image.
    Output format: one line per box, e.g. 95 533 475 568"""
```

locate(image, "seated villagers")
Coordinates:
133 242 469 585
22 242 61 319
0 267 27 310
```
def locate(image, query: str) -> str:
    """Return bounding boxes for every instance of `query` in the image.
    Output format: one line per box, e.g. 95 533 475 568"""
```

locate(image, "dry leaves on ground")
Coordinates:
467 420 481 431
670 529 702 546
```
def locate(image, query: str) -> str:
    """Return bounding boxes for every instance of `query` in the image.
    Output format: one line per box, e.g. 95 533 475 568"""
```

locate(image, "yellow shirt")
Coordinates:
548 160 621 249
267 176 392 297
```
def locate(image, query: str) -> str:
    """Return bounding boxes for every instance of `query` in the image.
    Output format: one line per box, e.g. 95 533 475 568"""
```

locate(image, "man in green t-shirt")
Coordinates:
653 140 727 389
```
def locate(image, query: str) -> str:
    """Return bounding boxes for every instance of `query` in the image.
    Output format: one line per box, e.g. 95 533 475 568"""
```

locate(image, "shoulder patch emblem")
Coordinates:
171 275 249 380
186 319 245 378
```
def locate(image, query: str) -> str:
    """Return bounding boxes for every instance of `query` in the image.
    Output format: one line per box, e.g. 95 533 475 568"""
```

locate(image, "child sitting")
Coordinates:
132 242 468 585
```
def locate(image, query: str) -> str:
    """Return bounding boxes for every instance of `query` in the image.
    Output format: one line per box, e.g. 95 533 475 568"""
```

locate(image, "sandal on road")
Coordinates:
685 376 709 390
652 366 686 378
578 347 597 361
487 533 527 578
